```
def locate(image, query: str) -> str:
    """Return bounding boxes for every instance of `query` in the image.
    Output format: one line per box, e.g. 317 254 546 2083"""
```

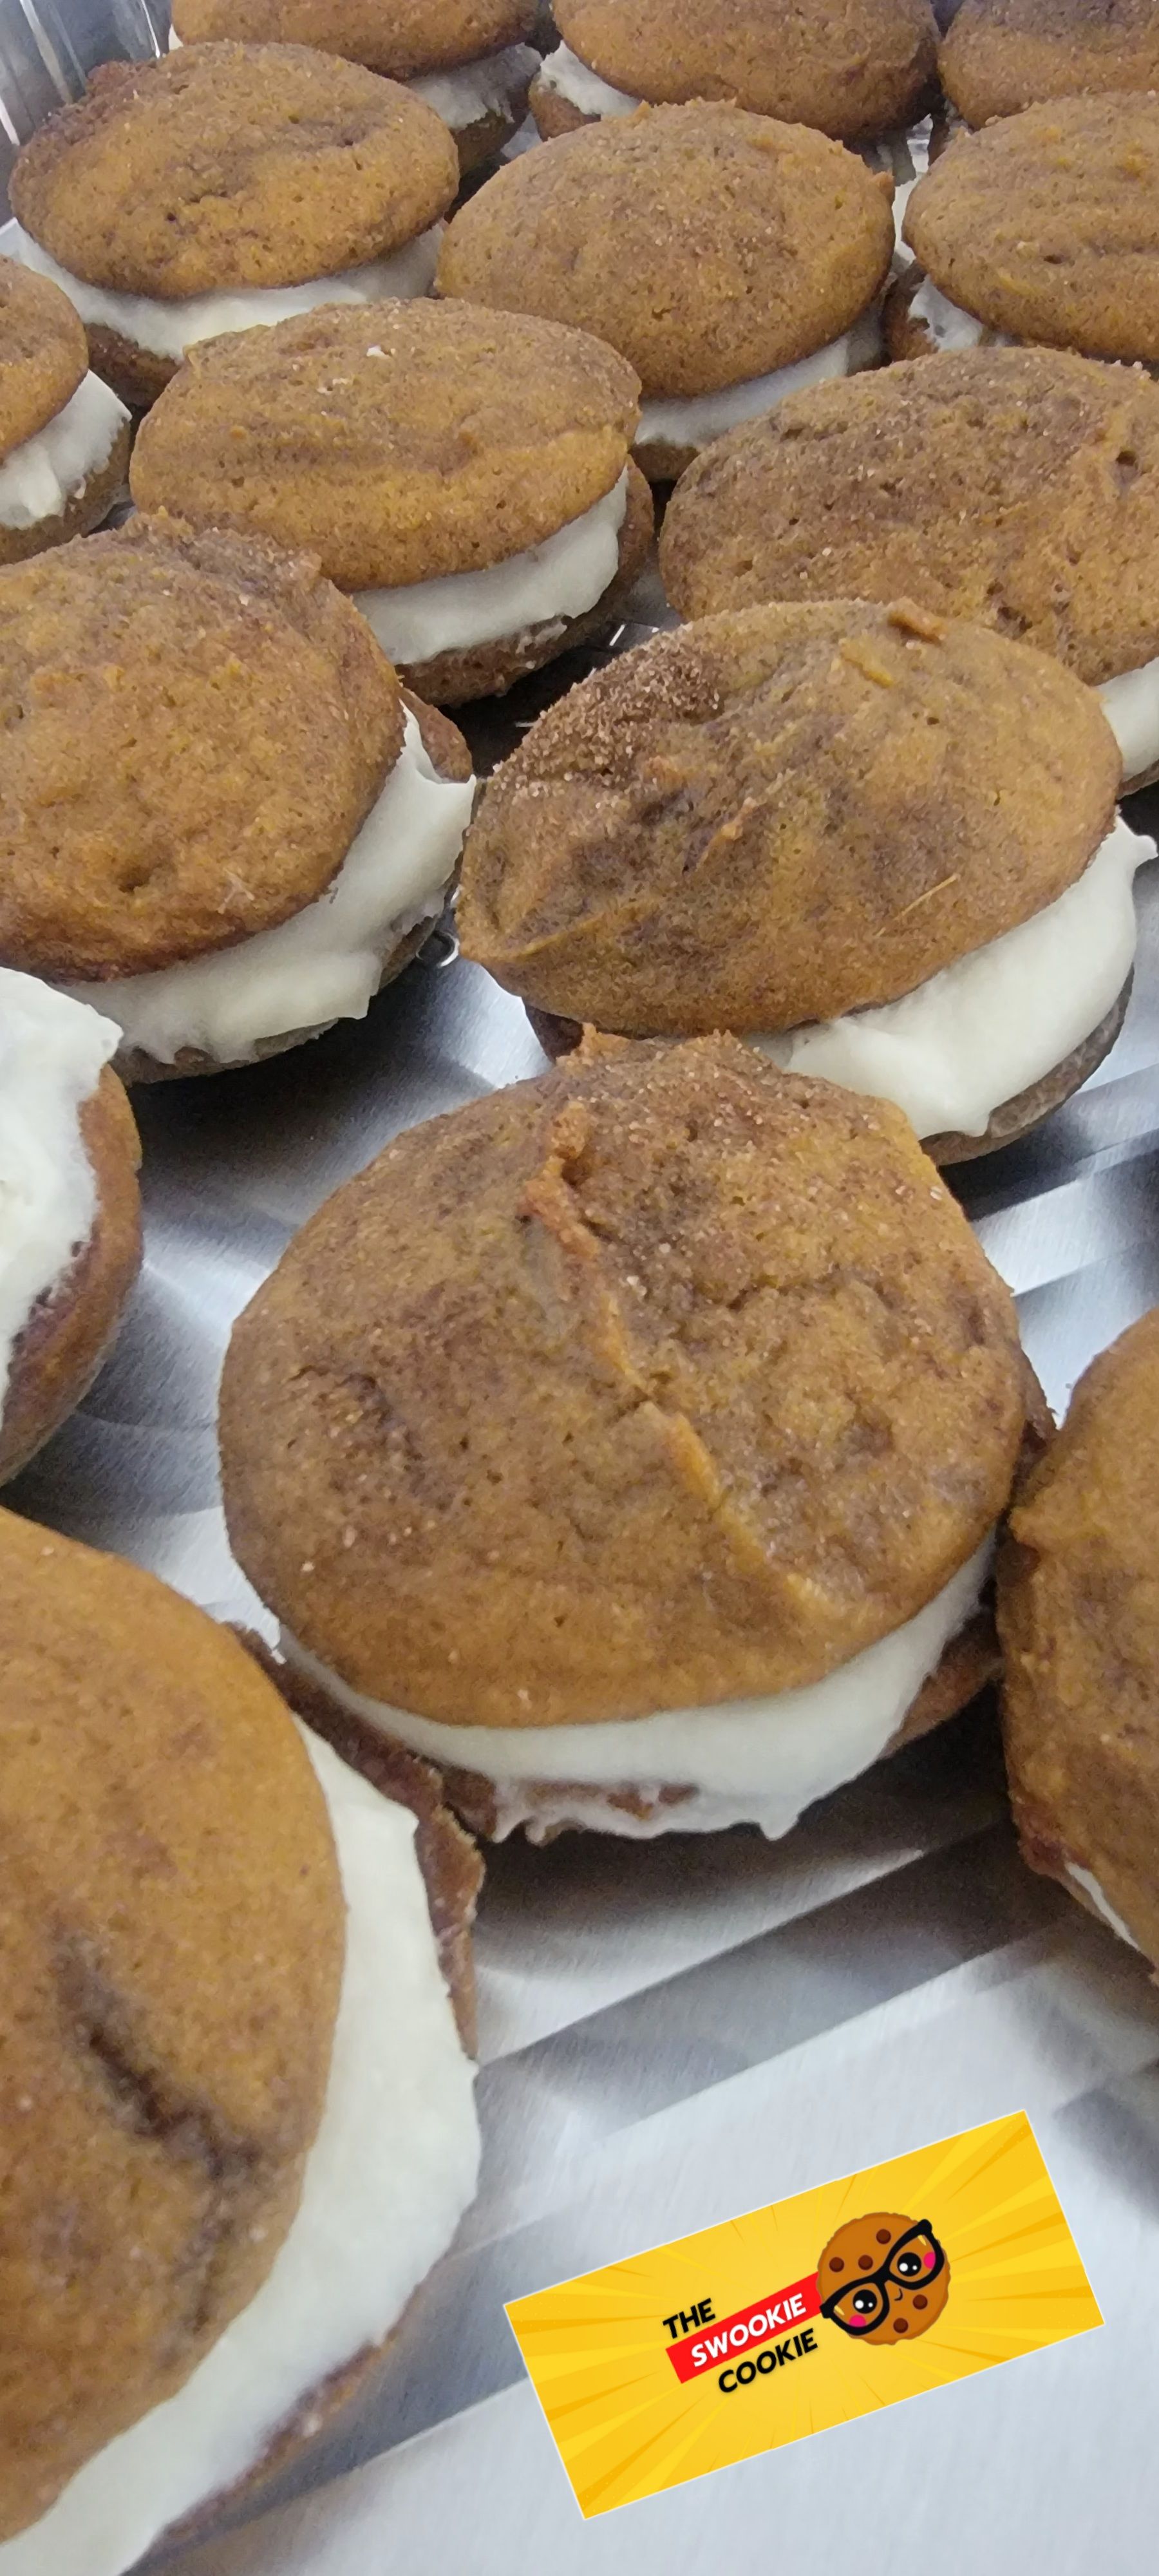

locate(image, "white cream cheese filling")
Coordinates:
283 1536 992 1843
636 309 882 455
862 120 930 263
64 714 475 1066
753 814 1152 1141
409 42 539 129
12 223 444 365
355 468 628 665
536 39 640 115
0 972 119 1419
0 372 127 529
908 273 1001 354
0 1727 480 2576
1098 657 1159 783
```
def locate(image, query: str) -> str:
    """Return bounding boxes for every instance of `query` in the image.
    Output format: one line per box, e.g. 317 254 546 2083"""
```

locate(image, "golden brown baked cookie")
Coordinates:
545 0 938 138
220 1030 1032 1730
817 2214 950 2344
0 1066 142 1484
0 515 400 982
659 348 1159 689
10 45 458 298
941 0 1159 127
435 105 895 398
173 0 536 76
130 301 641 588
458 599 1120 1033
0 1506 344 2542
903 93 1159 363
999 1305 1159 1967
0 255 86 457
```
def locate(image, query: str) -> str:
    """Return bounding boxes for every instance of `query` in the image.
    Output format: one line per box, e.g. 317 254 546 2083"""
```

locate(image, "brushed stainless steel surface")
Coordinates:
2 12 1158 2562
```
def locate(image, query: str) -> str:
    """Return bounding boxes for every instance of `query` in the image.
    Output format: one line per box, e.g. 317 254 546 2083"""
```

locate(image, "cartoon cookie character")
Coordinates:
817 2212 949 2345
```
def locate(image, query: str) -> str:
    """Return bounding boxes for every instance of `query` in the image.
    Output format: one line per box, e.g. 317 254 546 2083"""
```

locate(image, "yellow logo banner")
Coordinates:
506 2110 1100 2518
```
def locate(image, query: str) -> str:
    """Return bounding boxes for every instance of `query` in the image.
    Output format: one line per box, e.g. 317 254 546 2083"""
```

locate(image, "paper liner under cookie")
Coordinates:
0 1066 142 1483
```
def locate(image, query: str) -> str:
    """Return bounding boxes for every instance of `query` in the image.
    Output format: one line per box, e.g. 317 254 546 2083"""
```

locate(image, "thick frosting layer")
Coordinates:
0 1727 480 2576
410 43 538 128
637 311 882 453
1066 1864 1140 1952
1099 658 1159 782
909 273 994 352
65 715 475 1066
285 1540 992 1842
0 973 118 1417
537 39 639 115
754 815 1151 1141
0 371 127 529
355 469 628 663
12 224 443 363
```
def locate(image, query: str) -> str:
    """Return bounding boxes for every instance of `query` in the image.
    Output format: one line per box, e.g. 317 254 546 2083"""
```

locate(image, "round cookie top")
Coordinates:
816 2213 950 2344
458 599 1121 1035
940 0 1159 128
129 301 641 591
659 346 1159 687
435 106 896 398
220 1030 1030 1729
999 1306 1159 1962
0 255 88 462
0 515 400 983
0 1506 343 2543
172 0 537 76
903 93 1159 363
9 44 460 299
554 0 938 140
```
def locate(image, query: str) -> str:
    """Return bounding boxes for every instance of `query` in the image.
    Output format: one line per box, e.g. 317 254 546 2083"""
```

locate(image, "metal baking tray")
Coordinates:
5 10 1159 2570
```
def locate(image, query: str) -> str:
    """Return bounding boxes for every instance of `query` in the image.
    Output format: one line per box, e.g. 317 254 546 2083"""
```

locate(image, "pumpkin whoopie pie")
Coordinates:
129 300 652 705
940 0 1159 128
659 346 1159 790
9 44 459 410
999 1306 1159 1971
0 516 475 1078
0 1507 479 2576
170 0 540 173
886 93 1159 374
435 104 894 480
458 600 1150 1160
0 975 140 1487
220 1030 1047 1845
531 0 937 144
0 258 129 563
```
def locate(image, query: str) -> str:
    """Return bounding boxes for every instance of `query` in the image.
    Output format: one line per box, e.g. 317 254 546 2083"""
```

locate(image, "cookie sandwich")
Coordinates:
940 0 1159 128
999 1307 1159 1971
171 0 539 173
459 600 1151 1160
435 104 894 480
531 0 937 144
220 1030 1046 1844
0 976 140 1486
660 346 1159 790
9 44 459 410
0 517 475 1078
887 94 1159 375
129 300 652 705
0 258 129 563
0 1507 480 2576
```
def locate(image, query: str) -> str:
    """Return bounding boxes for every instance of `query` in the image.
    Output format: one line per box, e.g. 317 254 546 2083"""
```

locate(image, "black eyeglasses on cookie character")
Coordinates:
816 2213 950 2345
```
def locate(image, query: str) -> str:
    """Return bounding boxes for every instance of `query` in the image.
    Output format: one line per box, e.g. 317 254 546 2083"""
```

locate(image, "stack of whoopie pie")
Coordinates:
0 258 128 562
531 0 937 144
220 1034 1046 1845
939 0 1159 128
661 346 1159 790
129 300 652 703
171 0 540 171
435 104 894 479
457 598 1151 1160
0 517 475 1077
10 44 459 408
0 1508 479 2575
0 976 140 1486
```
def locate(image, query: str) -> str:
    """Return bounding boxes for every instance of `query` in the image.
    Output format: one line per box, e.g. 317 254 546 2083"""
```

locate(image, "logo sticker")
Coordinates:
505 2111 1100 2517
